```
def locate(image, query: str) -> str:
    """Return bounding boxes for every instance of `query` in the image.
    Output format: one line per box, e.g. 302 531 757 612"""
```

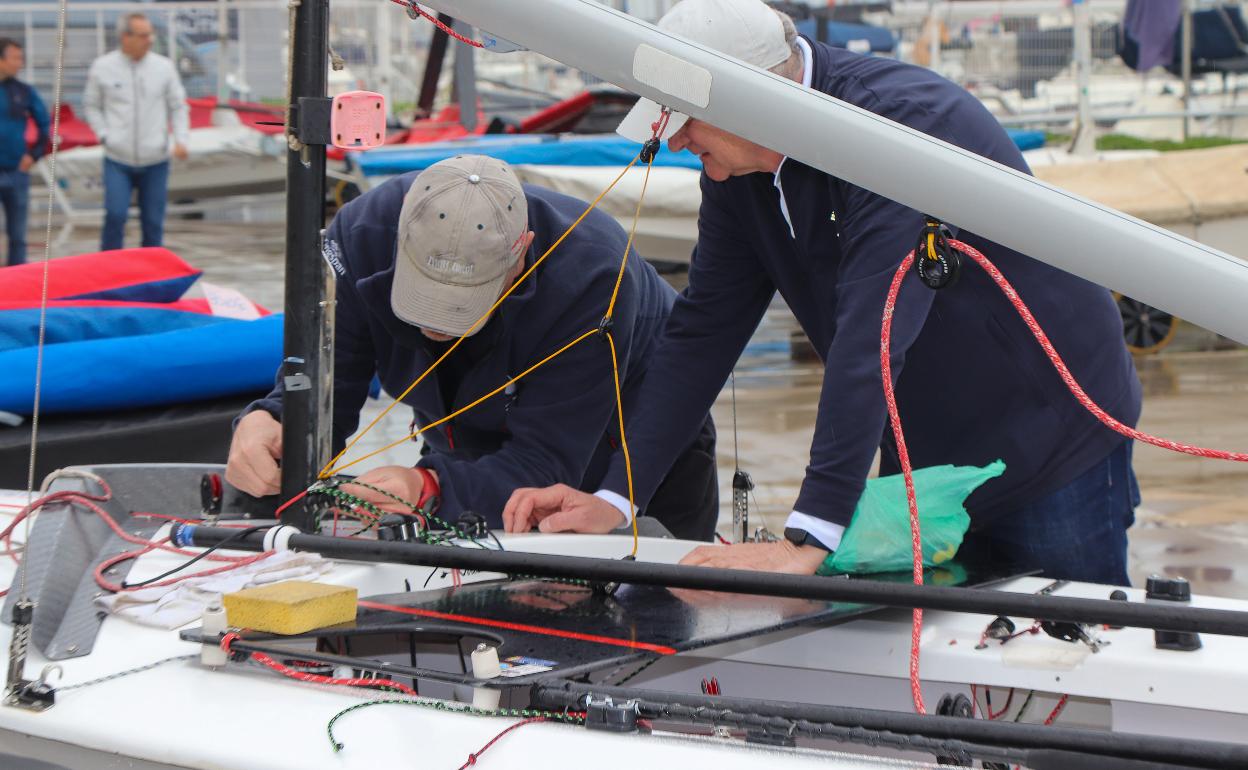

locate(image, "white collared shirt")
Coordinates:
772 36 815 240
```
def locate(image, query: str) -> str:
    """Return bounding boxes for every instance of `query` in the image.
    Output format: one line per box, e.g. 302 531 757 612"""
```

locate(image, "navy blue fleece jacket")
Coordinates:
246 173 680 525
601 38 1141 531
0 77 48 170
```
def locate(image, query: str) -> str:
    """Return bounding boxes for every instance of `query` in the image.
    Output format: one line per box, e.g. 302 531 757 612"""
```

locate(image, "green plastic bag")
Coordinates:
818 460 1005 575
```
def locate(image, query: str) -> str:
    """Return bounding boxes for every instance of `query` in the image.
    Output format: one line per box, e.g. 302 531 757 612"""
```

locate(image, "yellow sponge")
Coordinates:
223 581 358 635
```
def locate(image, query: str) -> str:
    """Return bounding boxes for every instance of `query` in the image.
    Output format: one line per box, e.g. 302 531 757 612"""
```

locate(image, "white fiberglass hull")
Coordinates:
1 483 1245 769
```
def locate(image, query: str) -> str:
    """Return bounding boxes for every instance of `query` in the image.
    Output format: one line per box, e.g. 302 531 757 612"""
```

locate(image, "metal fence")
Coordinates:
873 1 1248 138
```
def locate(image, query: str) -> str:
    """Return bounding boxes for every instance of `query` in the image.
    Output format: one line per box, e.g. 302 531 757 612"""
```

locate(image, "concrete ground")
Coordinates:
17 211 1248 597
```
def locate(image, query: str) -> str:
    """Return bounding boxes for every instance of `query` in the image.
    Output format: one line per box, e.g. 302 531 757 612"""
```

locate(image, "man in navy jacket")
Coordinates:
505 0 1142 584
0 38 49 266
227 155 718 540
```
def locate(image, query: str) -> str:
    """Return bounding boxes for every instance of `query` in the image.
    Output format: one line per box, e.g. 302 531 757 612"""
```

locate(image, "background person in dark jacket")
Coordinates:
226 155 718 540
505 0 1142 584
0 38 49 266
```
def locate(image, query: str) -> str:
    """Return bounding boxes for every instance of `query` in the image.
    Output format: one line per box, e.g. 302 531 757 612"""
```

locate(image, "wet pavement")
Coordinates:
20 211 1248 598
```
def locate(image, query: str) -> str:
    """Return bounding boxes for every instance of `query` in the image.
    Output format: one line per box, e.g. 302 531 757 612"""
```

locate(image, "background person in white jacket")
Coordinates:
84 13 189 251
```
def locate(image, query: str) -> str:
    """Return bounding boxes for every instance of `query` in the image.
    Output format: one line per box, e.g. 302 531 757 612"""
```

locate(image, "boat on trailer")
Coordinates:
2 1 1248 769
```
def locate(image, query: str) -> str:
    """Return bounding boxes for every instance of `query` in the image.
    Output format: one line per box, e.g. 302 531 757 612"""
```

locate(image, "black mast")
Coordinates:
279 0 334 530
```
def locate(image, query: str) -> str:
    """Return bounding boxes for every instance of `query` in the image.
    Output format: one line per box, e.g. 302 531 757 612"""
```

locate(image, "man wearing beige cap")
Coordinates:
506 0 1142 583
226 154 718 540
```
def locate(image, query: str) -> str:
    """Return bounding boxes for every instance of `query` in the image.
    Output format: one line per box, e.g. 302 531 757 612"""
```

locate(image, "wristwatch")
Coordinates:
784 526 832 552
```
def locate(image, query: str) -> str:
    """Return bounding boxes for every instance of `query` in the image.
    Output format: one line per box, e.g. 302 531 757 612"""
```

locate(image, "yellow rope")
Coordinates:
329 329 599 474
321 147 656 559
319 156 641 478
605 331 640 556
605 154 656 320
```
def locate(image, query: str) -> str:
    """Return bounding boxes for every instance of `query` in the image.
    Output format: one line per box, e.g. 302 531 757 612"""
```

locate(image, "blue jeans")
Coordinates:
0 169 30 266
102 158 170 250
957 440 1140 585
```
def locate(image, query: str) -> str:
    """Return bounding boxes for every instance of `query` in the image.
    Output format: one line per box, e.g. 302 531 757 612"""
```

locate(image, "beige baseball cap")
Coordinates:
617 0 792 143
391 155 528 337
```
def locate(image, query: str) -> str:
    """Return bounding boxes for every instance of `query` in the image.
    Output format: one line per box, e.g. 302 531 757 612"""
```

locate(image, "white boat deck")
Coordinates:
1 487 1246 769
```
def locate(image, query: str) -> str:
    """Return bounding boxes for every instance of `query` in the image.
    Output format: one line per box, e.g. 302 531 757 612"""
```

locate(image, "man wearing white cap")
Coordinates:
505 0 1142 583
227 154 718 540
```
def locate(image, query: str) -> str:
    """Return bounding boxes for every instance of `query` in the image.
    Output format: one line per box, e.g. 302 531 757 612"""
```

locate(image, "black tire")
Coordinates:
1116 294 1178 354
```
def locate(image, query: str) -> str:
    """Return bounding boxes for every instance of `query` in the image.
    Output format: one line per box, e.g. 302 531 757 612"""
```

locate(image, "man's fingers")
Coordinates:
225 449 279 497
503 489 536 532
536 510 585 534
678 545 719 566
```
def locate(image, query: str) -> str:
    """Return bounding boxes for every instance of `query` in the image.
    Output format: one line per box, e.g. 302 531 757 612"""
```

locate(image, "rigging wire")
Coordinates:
20 0 70 603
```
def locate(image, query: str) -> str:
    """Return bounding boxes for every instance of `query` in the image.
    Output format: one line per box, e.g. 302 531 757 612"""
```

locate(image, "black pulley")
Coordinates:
914 218 961 290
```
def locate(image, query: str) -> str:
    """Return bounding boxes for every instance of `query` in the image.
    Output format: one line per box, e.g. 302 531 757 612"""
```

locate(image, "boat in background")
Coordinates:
0 248 280 489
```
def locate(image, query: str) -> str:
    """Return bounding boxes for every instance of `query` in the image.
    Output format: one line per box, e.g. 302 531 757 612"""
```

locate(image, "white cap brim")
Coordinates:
616 97 690 144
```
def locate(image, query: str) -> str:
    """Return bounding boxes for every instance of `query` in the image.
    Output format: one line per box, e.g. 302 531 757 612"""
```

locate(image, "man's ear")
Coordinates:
510 230 536 280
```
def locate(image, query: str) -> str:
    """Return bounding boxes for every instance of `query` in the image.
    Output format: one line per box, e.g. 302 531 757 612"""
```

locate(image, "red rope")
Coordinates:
389 0 485 48
2 484 267 597
881 239 1248 715
947 239 1248 463
220 632 418 696
1044 693 1071 725
880 254 928 714
458 717 547 769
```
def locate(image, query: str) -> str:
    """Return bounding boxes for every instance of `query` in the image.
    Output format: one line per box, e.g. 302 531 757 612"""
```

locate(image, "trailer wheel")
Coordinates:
1116 294 1178 355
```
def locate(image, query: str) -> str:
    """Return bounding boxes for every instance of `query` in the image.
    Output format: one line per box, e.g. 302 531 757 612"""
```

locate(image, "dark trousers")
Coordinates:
102 158 170 250
644 415 719 542
0 169 29 266
957 439 1139 585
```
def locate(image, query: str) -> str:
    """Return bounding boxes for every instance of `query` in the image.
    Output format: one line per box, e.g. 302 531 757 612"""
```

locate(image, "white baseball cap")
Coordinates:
391 155 528 338
617 0 792 143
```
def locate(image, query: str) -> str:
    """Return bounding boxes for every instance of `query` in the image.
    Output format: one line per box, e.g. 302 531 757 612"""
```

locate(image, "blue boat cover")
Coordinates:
0 303 231 352
0 314 284 415
355 135 704 176
358 129 1047 178
1006 128 1047 152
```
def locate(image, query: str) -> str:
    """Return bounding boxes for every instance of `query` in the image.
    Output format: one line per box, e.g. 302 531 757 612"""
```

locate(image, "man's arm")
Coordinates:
418 292 636 525
25 86 50 164
165 59 190 153
82 60 107 143
507 177 774 535
794 187 938 528
596 176 776 511
227 220 378 495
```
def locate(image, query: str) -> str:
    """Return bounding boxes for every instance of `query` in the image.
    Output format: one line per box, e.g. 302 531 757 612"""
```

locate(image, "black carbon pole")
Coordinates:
279 0 333 531
531 682 1245 770
177 525 1248 637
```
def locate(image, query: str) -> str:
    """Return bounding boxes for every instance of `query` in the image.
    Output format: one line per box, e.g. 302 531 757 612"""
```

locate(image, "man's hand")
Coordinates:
503 484 627 534
225 410 283 497
18 154 33 173
679 541 828 575
340 466 430 514
172 143 189 161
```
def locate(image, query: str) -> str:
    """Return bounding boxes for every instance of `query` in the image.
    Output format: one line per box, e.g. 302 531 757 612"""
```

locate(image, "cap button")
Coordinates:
468 174 481 184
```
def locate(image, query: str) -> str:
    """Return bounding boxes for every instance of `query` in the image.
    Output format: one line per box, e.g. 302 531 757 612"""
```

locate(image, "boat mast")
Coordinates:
280 0 334 529
420 0 1248 345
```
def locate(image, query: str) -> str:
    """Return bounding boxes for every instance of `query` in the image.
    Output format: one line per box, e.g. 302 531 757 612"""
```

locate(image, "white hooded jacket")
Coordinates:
84 50 191 167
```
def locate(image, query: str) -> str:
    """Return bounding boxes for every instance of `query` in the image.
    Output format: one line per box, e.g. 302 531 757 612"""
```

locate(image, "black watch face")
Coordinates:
783 527 806 546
